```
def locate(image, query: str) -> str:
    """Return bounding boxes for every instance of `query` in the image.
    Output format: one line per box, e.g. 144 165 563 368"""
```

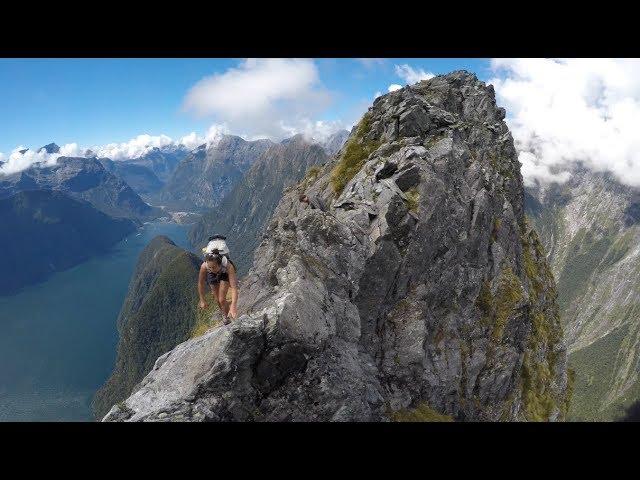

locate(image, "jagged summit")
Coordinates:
104 71 570 422
37 142 60 154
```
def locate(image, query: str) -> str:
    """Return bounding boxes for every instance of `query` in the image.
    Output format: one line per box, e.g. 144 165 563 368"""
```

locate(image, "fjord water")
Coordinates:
0 221 192 421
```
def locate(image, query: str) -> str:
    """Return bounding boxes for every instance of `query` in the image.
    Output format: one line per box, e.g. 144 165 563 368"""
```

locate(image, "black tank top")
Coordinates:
206 258 234 285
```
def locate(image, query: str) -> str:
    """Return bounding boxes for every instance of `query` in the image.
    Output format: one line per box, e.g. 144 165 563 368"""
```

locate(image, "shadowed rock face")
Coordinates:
104 71 570 422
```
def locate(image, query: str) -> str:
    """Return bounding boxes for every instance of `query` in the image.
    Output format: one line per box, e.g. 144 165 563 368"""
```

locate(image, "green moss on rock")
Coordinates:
404 186 420 212
330 112 380 194
389 402 454 422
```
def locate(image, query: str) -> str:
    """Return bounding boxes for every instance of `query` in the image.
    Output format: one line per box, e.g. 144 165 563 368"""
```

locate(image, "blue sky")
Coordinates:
0 58 490 154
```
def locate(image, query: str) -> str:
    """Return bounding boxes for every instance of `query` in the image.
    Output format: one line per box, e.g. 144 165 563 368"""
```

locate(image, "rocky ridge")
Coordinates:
104 71 570 422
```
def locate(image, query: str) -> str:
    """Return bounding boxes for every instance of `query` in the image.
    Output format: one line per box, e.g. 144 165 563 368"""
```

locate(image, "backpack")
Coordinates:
202 235 231 267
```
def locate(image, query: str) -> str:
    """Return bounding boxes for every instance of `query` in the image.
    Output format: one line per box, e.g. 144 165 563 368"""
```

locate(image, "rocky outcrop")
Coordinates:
92 236 206 419
0 157 159 221
104 71 570 422
161 136 272 212
189 135 329 274
526 168 640 420
0 190 136 295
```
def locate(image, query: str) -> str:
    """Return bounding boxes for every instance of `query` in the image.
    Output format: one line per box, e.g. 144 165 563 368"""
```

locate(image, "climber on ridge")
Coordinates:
197 235 238 325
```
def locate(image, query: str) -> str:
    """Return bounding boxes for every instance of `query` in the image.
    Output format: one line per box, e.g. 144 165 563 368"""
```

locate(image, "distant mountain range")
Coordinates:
116 145 191 183
98 158 164 196
526 167 640 420
0 156 159 222
0 190 136 295
160 136 273 212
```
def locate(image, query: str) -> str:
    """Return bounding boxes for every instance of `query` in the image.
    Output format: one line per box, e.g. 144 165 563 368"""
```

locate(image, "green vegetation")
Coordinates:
299 165 322 192
190 292 221 338
389 402 454 422
491 218 501 242
600 229 635 270
556 228 613 311
92 238 204 419
404 186 420 212
518 226 568 421
568 323 631 420
330 112 380 194
475 268 523 343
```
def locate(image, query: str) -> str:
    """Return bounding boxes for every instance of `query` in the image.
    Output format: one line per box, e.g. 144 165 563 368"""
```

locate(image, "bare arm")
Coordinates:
227 263 239 318
198 263 208 309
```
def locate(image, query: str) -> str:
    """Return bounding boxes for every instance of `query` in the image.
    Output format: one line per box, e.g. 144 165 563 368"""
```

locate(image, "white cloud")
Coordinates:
182 58 333 140
490 58 640 187
93 134 175 160
280 119 348 143
0 123 234 175
395 64 435 85
388 84 402 92
179 123 230 150
0 146 62 175
373 91 382 100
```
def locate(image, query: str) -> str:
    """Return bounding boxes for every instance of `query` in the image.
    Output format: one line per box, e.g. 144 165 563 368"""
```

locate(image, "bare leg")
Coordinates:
218 281 230 316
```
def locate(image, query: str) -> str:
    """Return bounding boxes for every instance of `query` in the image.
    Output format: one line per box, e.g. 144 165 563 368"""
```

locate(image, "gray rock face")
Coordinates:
104 71 570 422
161 136 273 212
189 134 329 275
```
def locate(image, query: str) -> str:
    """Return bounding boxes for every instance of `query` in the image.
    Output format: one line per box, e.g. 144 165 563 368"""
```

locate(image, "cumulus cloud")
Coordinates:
0 146 63 175
182 58 334 140
395 64 435 85
280 119 348 143
490 58 640 187
93 134 175 160
179 124 230 150
388 84 402 92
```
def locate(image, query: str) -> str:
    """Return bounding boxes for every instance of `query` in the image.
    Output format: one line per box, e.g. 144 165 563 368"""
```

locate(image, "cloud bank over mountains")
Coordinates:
5 58 640 189
0 126 230 176
490 58 640 188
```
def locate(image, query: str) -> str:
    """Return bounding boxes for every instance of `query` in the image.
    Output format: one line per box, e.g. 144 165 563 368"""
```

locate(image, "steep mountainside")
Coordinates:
321 129 350 157
0 190 136 295
161 136 272 211
526 168 640 420
99 158 164 196
104 72 570 422
92 236 214 419
0 157 159 221
122 145 190 182
189 135 329 274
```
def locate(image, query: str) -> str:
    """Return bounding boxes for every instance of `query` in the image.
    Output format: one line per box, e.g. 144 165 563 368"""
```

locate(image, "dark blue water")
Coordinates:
0 221 192 421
